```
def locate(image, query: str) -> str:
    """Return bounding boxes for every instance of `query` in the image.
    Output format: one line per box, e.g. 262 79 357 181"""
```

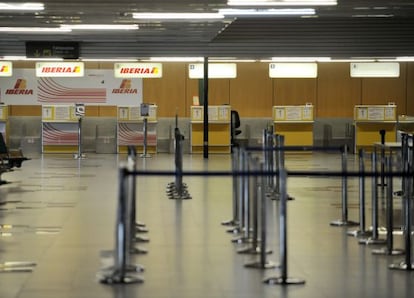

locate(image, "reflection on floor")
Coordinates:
0 152 413 298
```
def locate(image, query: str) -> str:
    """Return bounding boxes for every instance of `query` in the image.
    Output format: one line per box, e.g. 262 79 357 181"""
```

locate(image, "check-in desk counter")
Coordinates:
0 105 8 142
272 104 314 146
354 104 397 152
117 105 157 154
42 105 79 153
190 105 231 154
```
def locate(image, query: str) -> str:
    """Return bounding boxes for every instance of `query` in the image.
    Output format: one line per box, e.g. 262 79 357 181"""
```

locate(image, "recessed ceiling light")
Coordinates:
132 13 224 20
60 24 139 30
219 8 315 16
0 2 44 11
0 27 70 32
227 0 337 6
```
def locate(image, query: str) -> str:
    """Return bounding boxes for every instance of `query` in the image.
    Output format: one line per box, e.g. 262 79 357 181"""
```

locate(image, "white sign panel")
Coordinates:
114 63 163 78
0 69 143 105
0 61 12 77
188 63 237 79
350 62 400 78
36 62 85 77
269 63 317 78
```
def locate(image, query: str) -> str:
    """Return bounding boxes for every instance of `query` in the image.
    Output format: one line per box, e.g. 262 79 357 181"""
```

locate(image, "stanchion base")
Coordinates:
237 246 272 255
221 219 239 226
73 153 87 159
359 237 386 245
139 154 152 158
372 248 405 256
244 260 278 269
136 226 149 233
231 236 252 244
97 270 144 284
130 247 148 255
389 261 414 271
330 220 359 227
136 221 146 227
263 276 305 285
0 261 36 273
226 226 241 234
134 235 150 243
347 229 372 237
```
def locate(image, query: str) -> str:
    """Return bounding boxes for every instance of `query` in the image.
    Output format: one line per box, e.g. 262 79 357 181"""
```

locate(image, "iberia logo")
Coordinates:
41 66 80 73
0 65 9 73
119 67 159 75
6 79 33 95
112 79 138 94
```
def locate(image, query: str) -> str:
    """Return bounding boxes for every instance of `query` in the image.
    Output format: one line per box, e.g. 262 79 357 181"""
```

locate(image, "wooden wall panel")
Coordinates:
407 63 414 115
98 106 117 117
316 63 361 118
9 105 41 116
361 63 407 115
273 78 316 106
185 78 230 108
143 63 187 117
229 63 272 117
85 105 99 117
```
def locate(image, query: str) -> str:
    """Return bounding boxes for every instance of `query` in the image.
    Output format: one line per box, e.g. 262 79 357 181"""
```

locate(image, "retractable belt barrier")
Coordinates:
99 132 414 285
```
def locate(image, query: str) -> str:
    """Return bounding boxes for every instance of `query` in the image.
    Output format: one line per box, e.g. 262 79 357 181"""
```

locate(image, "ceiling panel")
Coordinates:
0 1 414 59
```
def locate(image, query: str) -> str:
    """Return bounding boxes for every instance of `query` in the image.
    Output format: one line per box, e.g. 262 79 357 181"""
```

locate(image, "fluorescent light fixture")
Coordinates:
188 63 237 79
350 62 400 78
145 57 204 62
219 8 315 16
61 24 138 30
269 63 317 78
0 27 71 33
1 56 64 61
0 2 44 11
132 13 224 19
81 58 139 62
270 57 331 62
396 57 414 62
228 0 337 6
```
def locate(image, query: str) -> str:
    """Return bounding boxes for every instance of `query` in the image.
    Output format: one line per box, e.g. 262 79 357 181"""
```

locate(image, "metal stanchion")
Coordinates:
98 166 144 284
232 150 252 244
271 134 294 201
73 117 86 159
222 147 240 227
244 162 277 269
348 149 371 237
372 155 404 255
330 145 359 227
360 151 386 245
166 128 191 200
390 133 414 271
140 118 151 158
378 129 386 190
227 147 244 234
263 168 305 285
127 146 149 249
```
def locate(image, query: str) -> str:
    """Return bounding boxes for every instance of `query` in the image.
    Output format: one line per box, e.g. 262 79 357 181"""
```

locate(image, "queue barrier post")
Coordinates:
372 155 404 255
127 146 149 249
390 133 414 271
330 145 359 227
140 118 151 158
232 150 252 244
222 146 240 227
97 166 144 284
263 168 305 285
244 161 277 269
166 128 191 200
348 149 371 237
359 151 386 245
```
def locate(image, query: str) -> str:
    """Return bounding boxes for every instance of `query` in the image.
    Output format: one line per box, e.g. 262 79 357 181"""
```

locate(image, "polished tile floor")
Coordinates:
0 152 413 298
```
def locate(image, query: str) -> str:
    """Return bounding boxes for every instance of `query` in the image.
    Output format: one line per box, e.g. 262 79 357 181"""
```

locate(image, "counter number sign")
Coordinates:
75 104 85 117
